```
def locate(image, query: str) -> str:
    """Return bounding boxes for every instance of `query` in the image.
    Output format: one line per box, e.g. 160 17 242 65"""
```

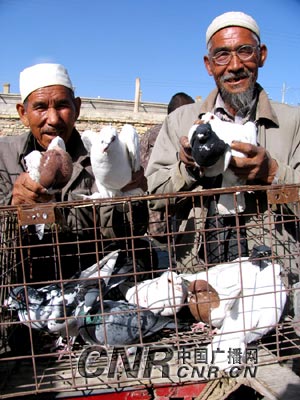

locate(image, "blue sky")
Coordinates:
1 0 300 105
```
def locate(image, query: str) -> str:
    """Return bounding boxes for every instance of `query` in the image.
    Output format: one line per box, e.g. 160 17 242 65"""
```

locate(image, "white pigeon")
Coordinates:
188 112 257 214
80 124 144 199
209 261 286 371
119 270 188 316
181 255 287 371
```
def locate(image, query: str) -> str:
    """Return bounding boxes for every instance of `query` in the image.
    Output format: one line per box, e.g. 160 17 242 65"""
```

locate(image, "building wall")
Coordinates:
0 93 168 137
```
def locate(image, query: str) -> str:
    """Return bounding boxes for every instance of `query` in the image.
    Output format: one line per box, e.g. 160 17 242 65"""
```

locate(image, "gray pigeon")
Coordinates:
77 299 189 346
5 250 121 338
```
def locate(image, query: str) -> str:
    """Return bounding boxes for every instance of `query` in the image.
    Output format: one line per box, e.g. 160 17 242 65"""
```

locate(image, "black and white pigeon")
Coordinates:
80 124 144 199
248 244 272 269
76 299 189 346
188 112 257 214
189 122 228 169
5 250 123 348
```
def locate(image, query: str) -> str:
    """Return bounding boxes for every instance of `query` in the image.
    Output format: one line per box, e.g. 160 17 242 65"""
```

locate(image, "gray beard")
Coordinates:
220 86 255 116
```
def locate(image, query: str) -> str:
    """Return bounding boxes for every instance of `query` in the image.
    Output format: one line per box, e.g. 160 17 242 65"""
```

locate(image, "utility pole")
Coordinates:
134 77 141 113
281 82 286 103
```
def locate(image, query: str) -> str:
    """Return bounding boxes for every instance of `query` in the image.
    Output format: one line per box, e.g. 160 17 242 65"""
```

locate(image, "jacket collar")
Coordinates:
199 83 279 127
19 128 89 166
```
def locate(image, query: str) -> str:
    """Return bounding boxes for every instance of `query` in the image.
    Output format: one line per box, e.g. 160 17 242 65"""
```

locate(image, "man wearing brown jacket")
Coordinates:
146 11 300 271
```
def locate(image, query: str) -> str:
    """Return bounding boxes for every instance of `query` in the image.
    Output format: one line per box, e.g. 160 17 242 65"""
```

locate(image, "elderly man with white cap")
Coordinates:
0 63 87 207
146 11 300 271
0 62 148 283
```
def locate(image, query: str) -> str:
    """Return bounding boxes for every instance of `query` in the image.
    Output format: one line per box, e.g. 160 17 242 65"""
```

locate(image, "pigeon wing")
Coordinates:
119 124 141 172
81 130 97 154
24 150 43 182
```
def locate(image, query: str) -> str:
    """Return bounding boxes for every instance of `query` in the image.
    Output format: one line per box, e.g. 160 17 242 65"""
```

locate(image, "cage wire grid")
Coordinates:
0 184 299 398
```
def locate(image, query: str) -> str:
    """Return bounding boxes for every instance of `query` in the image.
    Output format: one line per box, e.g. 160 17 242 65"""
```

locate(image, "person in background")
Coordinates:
0 63 148 282
140 92 195 240
146 11 300 272
140 92 195 171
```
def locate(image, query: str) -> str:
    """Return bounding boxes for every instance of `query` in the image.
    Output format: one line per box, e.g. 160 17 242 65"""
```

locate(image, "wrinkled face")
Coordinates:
17 85 81 149
204 27 267 111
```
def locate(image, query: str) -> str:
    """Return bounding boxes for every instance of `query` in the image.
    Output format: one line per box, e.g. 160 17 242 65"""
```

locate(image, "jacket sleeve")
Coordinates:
276 106 300 184
0 137 25 205
0 167 13 205
145 105 201 210
260 103 300 185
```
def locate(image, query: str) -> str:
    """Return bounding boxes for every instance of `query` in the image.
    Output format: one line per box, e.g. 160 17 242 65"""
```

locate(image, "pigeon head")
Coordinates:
5 286 26 309
188 122 227 167
99 126 118 153
6 286 44 310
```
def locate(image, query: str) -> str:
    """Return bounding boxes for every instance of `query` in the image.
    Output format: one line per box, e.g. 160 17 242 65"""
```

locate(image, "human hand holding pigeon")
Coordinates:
12 136 73 207
24 136 73 192
21 136 73 238
187 112 257 213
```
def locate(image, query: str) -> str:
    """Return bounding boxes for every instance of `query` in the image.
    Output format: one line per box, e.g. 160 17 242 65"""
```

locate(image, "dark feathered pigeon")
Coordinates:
189 122 227 168
249 244 272 269
5 250 121 339
188 112 257 214
77 299 189 346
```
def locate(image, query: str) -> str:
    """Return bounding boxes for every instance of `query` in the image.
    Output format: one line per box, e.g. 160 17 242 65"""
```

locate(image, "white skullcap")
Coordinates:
206 11 260 46
19 63 74 102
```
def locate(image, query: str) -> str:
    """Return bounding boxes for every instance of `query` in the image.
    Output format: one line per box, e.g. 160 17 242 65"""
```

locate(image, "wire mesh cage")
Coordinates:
0 184 300 399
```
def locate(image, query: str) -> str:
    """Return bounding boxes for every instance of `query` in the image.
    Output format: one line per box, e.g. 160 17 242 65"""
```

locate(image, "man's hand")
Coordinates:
121 167 148 193
179 136 206 178
11 172 54 205
230 141 278 184
179 136 197 168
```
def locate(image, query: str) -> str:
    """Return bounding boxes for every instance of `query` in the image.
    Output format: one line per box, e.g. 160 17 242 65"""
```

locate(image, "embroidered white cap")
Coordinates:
206 11 260 46
19 63 74 101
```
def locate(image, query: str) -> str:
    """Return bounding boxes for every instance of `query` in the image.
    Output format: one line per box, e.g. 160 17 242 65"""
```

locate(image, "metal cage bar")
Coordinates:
0 184 299 398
